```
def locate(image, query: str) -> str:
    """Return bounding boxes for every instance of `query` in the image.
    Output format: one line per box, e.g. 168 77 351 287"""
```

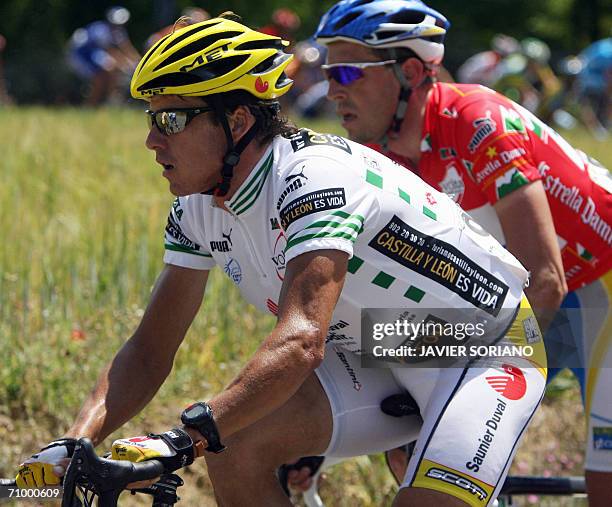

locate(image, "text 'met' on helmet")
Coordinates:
130 17 294 101
315 0 450 64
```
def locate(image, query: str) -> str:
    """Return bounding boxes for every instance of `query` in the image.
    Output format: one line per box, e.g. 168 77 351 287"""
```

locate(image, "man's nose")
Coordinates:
326 78 348 102
145 126 166 151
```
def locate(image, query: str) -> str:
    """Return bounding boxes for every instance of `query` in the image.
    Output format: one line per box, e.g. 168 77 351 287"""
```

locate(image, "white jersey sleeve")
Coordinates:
274 147 379 265
163 196 216 271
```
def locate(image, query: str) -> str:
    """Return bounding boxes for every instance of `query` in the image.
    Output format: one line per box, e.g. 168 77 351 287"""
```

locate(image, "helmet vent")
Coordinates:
235 39 283 51
388 11 426 25
189 54 250 81
251 55 276 74
333 11 363 31
138 72 202 92
353 0 375 6
154 31 243 71
162 21 222 54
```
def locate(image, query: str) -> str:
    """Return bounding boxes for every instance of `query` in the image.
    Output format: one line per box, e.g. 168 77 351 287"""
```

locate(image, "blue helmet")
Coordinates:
315 0 449 64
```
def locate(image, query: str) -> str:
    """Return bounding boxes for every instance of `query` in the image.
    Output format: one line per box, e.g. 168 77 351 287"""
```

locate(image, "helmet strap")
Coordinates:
380 49 430 152
201 98 261 197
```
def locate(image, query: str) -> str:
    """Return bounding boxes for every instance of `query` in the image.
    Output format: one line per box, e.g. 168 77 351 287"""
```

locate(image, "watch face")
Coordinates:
185 403 206 420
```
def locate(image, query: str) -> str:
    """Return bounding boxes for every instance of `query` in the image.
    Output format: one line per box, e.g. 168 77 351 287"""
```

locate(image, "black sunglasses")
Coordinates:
145 107 213 135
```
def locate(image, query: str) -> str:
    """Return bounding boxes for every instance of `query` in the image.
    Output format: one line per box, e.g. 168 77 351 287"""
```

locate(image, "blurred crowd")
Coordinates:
0 5 610 138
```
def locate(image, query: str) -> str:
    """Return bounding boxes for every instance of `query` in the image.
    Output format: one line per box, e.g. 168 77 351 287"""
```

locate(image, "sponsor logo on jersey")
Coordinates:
465 397 507 473
468 112 496 153
500 147 527 164
439 147 457 160
576 242 594 262
440 165 465 203
420 133 432 153
289 129 352 154
425 467 488 502
539 162 612 246
280 188 346 230
266 298 278 316
362 154 380 171
486 364 526 400
277 166 308 210
223 258 242 285
165 214 201 251
522 316 541 344
271 231 287 281
269 217 281 230
461 159 476 182
499 105 527 134
476 158 502 184
172 198 184 220
369 216 509 316
593 427 612 451
210 228 233 253
333 346 362 391
325 320 355 347
442 107 458 118
495 168 529 199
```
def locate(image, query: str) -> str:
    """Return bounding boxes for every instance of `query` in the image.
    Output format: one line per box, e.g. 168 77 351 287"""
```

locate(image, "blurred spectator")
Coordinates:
66 6 141 106
0 34 13 105
575 37 612 135
491 37 563 122
457 33 520 86
144 7 211 51
290 39 329 118
260 8 301 43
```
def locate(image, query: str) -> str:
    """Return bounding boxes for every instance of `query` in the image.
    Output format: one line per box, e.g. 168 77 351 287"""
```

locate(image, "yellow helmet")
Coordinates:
130 17 294 100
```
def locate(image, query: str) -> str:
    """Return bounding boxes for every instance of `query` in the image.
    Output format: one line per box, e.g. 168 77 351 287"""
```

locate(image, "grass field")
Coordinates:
1 106 607 506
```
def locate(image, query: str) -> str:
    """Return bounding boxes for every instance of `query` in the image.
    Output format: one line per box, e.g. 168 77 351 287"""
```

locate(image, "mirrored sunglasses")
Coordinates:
321 59 397 86
145 107 213 135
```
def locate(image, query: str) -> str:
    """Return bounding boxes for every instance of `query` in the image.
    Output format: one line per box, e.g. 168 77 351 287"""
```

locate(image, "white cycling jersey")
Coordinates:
163 129 528 351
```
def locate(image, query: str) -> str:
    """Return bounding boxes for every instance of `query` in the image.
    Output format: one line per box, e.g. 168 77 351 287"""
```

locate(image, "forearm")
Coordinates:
209 331 322 440
65 340 172 445
525 268 567 331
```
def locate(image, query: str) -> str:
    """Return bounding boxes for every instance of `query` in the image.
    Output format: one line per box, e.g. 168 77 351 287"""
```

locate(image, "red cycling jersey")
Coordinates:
370 83 612 291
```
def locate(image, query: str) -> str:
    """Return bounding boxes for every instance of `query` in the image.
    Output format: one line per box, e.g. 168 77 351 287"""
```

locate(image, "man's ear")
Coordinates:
229 105 254 139
400 57 427 88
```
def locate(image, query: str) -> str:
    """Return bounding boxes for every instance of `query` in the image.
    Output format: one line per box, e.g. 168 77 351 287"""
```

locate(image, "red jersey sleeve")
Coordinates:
453 98 541 204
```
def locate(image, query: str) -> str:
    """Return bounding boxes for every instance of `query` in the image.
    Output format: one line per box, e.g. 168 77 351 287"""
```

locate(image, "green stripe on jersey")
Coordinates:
285 230 358 252
229 152 273 214
366 170 383 189
285 212 364 249
165 242 213 258
404 285 425 303
422 206 437 220
347 256 364 274
372 271 395 289
398 188 411 204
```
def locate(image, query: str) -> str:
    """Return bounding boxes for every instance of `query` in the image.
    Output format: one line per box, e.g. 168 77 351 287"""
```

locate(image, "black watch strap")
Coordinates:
181 402 226 454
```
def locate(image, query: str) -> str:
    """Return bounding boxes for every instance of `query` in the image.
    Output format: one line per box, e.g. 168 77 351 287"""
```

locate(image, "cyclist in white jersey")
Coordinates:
16 14 546 507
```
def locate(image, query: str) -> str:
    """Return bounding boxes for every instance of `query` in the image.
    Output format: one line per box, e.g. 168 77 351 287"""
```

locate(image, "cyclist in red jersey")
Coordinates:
285 1 612 505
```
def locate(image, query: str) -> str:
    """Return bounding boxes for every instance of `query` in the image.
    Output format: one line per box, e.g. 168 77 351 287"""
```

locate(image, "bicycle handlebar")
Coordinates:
62 437 174 507
500 475 586 495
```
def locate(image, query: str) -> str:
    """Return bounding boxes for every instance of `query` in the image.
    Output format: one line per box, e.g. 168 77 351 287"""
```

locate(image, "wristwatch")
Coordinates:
180 402 226 453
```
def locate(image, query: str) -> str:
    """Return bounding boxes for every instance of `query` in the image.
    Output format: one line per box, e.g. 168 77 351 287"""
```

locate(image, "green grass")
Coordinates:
0 106 607 505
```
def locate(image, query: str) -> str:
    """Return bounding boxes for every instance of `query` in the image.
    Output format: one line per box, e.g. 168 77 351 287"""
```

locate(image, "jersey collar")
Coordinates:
225 146 274 216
